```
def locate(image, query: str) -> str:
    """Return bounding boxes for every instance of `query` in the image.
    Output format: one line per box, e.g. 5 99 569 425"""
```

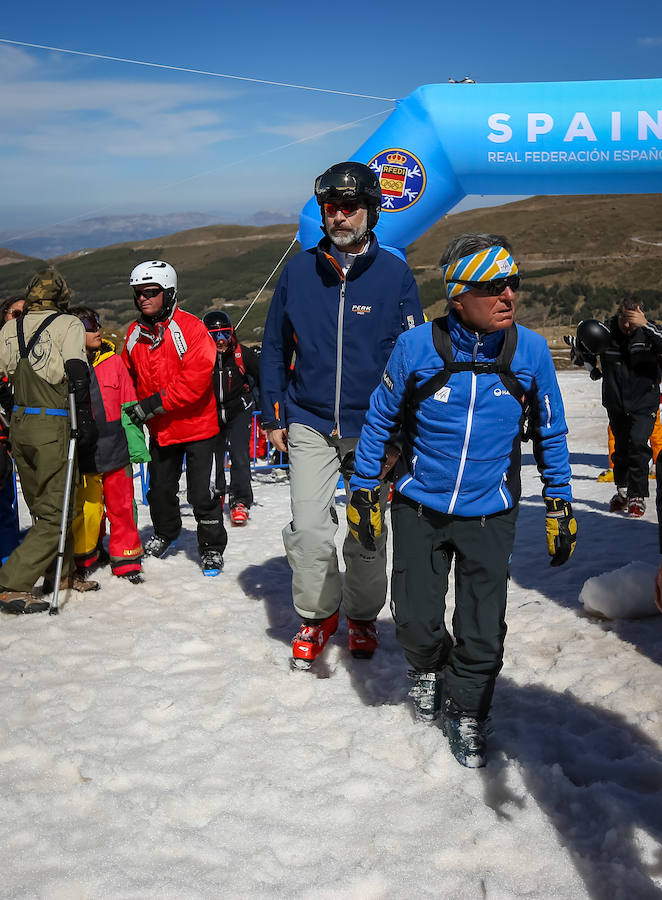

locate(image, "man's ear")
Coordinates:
450 297 463 315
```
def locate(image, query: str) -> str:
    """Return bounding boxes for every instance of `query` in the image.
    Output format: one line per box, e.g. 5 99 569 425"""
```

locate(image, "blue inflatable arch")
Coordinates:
298 78 662 257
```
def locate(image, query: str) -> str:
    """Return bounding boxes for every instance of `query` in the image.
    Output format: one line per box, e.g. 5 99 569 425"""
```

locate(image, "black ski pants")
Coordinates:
213 407 254 508
391 494 518 719
147 435 227 553
608 407 656 498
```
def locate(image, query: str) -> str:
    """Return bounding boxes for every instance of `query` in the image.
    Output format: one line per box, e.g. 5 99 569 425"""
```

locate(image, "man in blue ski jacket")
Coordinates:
348 233 576 767
260 161 424 669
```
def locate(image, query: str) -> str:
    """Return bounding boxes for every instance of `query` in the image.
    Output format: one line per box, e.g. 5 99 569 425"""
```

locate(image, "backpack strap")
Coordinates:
16 313 61 360
410 317 527 412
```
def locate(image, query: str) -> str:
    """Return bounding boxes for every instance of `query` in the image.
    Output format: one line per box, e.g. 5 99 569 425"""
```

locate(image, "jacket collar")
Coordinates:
92 339 116 367
315 234 379 281
447 310 507 361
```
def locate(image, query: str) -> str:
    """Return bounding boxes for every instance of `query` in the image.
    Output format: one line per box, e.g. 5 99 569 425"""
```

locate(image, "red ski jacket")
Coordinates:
89 340 137 473
122 307 219 447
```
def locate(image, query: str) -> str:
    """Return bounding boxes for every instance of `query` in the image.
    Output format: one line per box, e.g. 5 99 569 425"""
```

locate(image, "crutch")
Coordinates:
49 391 77 616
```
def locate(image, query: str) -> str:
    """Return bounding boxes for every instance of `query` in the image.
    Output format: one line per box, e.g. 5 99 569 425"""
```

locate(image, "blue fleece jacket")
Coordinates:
351 313 572 516
259 236 424 438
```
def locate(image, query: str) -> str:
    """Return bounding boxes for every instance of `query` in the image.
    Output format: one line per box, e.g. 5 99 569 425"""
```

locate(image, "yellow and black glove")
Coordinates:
347 488 382 551
545 497 577 567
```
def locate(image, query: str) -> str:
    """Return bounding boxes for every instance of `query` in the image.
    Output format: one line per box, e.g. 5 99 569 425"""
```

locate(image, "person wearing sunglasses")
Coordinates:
122 261 226 576
203 310 260 527
69 306 146 584
0 268 100 613
347 233 575 768
260 161 424 669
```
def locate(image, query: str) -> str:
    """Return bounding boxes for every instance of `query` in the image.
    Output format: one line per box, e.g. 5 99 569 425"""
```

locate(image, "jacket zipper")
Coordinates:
544 393 552 428
448 331 481 516
334 278 346 436
498 471 508 508
448 370 477 514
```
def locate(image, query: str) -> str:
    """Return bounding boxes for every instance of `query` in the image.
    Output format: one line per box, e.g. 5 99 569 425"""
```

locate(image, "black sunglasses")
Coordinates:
448 274 520 296
81 313 101 333
134 286 163 300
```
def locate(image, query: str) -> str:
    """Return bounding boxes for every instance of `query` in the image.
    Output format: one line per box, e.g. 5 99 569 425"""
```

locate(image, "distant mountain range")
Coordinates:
0 210 300 259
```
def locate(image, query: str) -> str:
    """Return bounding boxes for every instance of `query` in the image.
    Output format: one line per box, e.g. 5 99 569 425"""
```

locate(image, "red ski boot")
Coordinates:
291 610 339 669
230 503 249 526
347 617 378 659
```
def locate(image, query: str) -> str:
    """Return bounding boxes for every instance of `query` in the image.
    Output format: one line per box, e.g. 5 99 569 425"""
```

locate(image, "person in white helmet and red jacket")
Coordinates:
203 310 260 527
122 261 226 575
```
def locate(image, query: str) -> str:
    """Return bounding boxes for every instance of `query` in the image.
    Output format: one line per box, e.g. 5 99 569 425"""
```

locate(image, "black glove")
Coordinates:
0 376 12 423
0 441 12 490
75 406 98 475
347 488 382 551
545 497 577 567
563 334 584 367
125 393 164 426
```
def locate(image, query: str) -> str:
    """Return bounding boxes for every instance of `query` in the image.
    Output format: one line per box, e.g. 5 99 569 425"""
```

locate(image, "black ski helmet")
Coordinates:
203 309 233 332
314 161 382 230
577 319 611 355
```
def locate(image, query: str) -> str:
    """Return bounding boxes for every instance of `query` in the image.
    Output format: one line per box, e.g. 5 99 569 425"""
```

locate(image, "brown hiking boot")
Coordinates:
42 574 100 594
0 588 49 615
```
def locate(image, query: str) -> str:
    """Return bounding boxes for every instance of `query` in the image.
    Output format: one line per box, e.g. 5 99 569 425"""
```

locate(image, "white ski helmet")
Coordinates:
130 260 177 293
130 260 178 319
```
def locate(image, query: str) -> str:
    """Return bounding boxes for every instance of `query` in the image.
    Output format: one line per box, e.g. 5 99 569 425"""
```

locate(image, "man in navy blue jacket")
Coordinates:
348 233 576 767
260 161 424 669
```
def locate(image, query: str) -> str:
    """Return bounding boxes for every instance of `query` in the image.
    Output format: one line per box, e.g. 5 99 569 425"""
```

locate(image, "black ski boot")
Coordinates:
440 696 488 768
407 670 442 724
144 535 173 558
200 550 224 576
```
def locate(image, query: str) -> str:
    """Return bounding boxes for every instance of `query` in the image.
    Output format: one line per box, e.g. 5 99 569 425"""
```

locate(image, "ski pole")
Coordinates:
49 391 77 616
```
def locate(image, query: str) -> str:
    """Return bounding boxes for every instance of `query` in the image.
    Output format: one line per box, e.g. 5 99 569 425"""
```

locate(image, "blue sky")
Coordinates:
1 0 661 239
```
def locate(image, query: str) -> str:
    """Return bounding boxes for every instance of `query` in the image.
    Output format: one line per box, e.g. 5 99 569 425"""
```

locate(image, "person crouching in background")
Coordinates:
70 306 146 584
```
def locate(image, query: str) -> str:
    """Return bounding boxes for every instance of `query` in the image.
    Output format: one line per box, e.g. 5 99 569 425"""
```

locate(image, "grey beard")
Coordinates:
330 224 369 249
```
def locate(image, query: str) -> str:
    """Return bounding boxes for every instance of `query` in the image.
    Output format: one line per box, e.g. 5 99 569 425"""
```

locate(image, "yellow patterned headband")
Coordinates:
443 247 519 299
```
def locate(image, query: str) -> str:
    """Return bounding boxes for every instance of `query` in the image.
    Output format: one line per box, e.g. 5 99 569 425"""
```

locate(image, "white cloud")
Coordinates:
638 36 662 47
0 78 233 117
261 119 361 141
0 77 238 158
0 44 39 78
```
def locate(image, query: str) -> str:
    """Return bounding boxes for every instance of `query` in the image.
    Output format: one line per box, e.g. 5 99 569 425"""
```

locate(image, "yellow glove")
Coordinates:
347 488 382 551
545 498 577 567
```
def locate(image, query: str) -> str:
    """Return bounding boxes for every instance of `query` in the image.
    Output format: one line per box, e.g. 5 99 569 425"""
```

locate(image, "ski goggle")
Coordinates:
323 200 363 217
208 327 233 343
80 313 101 332
446 274 520 296
133 286 163 300
314 170 361 200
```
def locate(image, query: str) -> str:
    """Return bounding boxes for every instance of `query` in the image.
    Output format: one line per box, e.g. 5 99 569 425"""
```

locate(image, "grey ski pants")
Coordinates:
284 423 388 621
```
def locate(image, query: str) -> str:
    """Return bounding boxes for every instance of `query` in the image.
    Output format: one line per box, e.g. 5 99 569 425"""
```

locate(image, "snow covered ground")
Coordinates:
2 371 662 899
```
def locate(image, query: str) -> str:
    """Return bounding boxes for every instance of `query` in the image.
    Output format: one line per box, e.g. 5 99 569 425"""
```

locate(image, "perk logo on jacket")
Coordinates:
352 304 372 316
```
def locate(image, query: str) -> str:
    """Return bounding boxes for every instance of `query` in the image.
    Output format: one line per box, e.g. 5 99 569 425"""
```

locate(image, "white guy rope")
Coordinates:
0 38 397 102
235 235 299 331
